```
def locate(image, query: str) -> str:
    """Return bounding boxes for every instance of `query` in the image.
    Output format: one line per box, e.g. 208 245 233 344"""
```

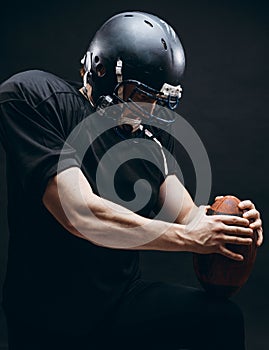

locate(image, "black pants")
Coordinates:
5 280 245 350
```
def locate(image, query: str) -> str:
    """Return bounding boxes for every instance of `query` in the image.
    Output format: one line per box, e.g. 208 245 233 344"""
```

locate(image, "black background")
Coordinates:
0 0 268 349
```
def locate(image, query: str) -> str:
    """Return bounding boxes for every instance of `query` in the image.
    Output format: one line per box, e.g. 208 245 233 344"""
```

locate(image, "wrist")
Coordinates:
136 222 188 252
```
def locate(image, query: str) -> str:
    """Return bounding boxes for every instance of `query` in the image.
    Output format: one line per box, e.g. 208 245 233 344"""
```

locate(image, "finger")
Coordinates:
198 205 210 211
225 225 254 236
214 195 224 201
249 218 262 230
220 234 253 246
219 245 244 261
238 200 255 210
220 224 253 237
256 228 264 247
200 205 211 215
215 215 250 227
243 209 260 220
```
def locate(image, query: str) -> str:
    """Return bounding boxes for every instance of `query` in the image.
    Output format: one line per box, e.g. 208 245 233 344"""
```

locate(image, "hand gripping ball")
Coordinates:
193 196 258 298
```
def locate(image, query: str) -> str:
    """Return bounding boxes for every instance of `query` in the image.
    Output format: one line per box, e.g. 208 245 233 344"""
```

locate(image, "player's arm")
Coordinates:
154 174 200 225
42 168 253 259
43 166 178 249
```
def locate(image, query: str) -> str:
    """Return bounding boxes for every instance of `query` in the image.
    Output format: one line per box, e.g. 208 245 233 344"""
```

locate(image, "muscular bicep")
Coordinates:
156 175 198 224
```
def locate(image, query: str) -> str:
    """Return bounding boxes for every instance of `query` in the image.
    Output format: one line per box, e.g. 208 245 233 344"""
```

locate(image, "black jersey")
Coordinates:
0 70 176 333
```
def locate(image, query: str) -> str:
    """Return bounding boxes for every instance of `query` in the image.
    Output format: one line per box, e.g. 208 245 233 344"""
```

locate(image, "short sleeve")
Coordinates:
0 98 80 200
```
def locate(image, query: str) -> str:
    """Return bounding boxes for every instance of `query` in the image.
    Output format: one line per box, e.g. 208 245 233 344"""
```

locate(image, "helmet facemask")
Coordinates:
94 79 182 129
112 79 182 126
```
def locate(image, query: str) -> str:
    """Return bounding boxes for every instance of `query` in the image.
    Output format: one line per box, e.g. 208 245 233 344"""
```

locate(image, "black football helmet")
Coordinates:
81 11 185 125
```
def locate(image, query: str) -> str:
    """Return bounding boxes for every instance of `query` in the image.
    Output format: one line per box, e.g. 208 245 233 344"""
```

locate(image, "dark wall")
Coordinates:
0 0 268 349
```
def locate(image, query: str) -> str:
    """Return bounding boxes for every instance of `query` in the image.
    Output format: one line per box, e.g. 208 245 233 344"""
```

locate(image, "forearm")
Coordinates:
156 174 200 225
43 167 189 251
77 195 189 251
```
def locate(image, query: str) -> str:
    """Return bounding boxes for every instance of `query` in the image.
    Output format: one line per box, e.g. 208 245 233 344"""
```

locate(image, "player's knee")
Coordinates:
209 297 245 338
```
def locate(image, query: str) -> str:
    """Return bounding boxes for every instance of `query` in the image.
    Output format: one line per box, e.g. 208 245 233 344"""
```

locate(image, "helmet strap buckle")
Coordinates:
116 59 124 99
160 83 182 99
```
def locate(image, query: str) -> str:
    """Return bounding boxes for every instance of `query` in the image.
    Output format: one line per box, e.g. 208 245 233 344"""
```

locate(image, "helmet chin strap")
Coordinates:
116 58 142 132
81 52 91 88
116 58 124 99
80 52 95 106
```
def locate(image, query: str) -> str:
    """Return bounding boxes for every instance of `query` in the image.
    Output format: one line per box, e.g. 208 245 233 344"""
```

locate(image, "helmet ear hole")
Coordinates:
96 63 106 77
94 56 100 63
161 38 167 51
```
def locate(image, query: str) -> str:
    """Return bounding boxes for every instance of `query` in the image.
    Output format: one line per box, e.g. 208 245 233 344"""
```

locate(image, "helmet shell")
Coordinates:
84 12 185 101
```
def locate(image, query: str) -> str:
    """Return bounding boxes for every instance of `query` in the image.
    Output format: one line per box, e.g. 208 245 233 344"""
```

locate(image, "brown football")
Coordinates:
193 195 258 298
